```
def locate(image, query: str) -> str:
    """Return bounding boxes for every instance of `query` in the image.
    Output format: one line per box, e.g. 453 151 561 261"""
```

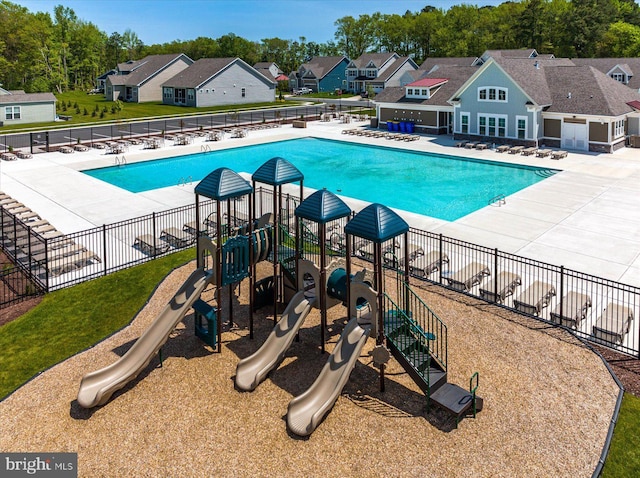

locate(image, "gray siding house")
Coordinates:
162 57 276 107
105 53 194 103
0 87 56 126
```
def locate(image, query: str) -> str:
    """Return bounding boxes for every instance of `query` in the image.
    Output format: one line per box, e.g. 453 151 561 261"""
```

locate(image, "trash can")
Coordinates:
387 121 394 132
406 122 415 134
399 122 406 132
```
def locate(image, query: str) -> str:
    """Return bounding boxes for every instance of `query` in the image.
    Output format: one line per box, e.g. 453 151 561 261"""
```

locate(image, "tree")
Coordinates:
561 0 617 57
334 14 377 58
122 28 143 60
598 21 640 56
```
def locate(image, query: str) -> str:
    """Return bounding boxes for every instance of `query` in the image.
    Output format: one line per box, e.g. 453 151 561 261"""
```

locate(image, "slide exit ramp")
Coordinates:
77 268 213 408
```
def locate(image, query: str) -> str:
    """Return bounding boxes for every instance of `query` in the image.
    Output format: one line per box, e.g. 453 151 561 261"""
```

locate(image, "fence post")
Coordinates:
493 248 499 303
559 265 564 325
438 233 443 284
102 224 108 276
152 212 157 257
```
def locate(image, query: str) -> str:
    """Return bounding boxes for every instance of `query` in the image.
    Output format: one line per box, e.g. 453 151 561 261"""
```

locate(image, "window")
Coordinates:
611 73 625 83
187 89 194 101
478 114 507 137
478 87 507 102
421 89 428 96
407 88 413 95
517 117 527 139
614 119 625 137
241 87 246 98
5 106 21 120
163 88 172 99
367 69 376 78
461 113 469 134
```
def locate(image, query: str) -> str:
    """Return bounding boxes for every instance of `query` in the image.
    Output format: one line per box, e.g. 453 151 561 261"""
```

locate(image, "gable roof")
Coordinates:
571 57 640 90
407 78 448 88
163 57 276 89
420 57 477 71
0 91 56 105
348 52 398 69
299 56 347 80
374 65 476 107
373 57 418 82
544 65 640 116
109 53 193 87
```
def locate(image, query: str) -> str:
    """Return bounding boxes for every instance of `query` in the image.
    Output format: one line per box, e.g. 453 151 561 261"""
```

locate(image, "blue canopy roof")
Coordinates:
252 157 304 186
295 189 351 223
344 203 409 242
195 167 253 200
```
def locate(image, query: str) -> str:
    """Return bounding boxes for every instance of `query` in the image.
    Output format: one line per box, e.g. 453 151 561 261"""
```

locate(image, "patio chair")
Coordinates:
465 141 480 149
446 262 490 291
550 292 592 328
133 234 170 256
496 145 510 153
551 150 568 160
521 147 538 156
535 149 552 158
409 250 450 277
513 281 556 315
455 140 469 148
592 303 634 344
508 145 525 154
475 143 489 150
160 227 195 248
479 271 522 303
383 243 424 268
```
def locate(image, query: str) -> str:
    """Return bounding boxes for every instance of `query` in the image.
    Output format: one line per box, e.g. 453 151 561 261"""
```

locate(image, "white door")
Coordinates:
562 122 588 151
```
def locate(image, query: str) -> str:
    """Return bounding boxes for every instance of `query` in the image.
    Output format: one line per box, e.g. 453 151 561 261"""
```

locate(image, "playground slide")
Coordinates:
77 268 213 408
286 317 372 436
235 290 315 391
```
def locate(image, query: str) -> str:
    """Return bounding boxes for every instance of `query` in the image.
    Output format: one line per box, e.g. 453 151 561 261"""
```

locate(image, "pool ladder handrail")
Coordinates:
488 193 506 206
178 175 193 187
201 144 211 152
114 155 126 166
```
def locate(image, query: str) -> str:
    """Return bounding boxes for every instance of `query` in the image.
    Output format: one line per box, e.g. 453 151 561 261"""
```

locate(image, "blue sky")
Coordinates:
15 0 506 45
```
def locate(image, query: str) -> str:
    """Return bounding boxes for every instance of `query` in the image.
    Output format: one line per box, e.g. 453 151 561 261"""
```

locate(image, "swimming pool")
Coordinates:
84 138 557 221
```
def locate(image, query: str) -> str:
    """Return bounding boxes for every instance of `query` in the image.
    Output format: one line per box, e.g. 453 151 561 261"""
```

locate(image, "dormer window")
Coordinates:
611 73 626 83
478 87 507 102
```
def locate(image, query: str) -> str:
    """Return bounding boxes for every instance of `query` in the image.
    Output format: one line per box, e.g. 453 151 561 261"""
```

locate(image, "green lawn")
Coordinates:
602 393 640 477
0 249 193 399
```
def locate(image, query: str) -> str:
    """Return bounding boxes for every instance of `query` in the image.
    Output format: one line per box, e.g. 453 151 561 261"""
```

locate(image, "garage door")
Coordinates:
562 122 588 151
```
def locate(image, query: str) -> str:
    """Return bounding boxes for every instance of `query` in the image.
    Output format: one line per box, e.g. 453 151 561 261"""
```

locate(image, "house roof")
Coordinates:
544 65 640 116
407 78 448 88
253 62 282 81
349 52 397 69
375 65 476 107
571 57 640 90
0 91 56 105
299 56 347 80
627 100 640 110
163 57 275 88
372 57 418 82
420 57 477 71
109 53 192 87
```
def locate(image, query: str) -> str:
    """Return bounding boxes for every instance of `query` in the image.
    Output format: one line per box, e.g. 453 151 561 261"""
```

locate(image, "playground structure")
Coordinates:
77 158 482 435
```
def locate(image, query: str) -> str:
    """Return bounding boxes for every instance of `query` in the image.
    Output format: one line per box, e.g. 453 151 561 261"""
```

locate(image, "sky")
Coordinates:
15 0 507 45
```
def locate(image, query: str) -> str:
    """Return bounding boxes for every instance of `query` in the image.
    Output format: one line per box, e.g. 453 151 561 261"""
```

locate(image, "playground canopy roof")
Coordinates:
344 203 409 242
252 157 304 186
295 189 351 223
195 167 253 200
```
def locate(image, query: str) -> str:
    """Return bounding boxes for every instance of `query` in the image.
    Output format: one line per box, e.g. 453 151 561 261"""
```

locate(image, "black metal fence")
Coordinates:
1 183 639 358
0 104 372 154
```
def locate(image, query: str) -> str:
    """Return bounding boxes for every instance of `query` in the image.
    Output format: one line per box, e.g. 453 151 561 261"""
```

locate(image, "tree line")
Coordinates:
1 0 639 94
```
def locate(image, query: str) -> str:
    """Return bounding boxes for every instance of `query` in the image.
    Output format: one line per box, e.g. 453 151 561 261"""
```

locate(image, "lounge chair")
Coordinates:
592 303 634 344
383 243 424 268
521 147 538 156
536 149 552 158
513 281 556 315
496 145 510 153
455 140 469 148
160 227 194 248
133 234 170 256
16 151 32 159
356 240 398 262
58 146 74 154
508 145 525 154
479 271 522 303
550 292 592 328
475 143 489 150
0 152 17 161
464 141 479 149
551 150 568 160
446 262 490 291
74 144 89 152
409 250 450 277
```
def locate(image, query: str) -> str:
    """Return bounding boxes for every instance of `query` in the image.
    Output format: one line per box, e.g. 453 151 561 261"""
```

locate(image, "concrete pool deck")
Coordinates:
1 119 639 287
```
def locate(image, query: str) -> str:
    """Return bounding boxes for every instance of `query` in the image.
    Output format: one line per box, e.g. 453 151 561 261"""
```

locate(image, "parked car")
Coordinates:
293 87 312 95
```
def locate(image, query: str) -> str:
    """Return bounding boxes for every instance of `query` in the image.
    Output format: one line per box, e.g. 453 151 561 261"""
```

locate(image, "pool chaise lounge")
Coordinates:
496 145 510 153
160 227 195 248
536 149 552 158
134 234 170 256
513 281 556 316
592 303 634 344
508 145 525 154
479 271 522 303
521 147 538 156
551 150 568 160
446 262 490 291
409 250 450 277
550 292 592 328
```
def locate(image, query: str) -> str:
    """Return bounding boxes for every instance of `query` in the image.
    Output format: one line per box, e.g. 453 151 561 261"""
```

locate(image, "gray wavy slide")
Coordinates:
77 268 213 408
235 290 315 391
287 316 372 436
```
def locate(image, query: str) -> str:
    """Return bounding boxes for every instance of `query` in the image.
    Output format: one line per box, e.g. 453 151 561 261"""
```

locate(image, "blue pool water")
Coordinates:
84 138 557 221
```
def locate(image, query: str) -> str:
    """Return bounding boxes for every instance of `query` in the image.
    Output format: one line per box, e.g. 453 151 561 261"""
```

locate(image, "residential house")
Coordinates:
373 51 640 153
0 86 56 126
289 56 349 93
253 62 283 82
105 53 194 103
162 57 276 107
345 52 418 94
571 57 640 93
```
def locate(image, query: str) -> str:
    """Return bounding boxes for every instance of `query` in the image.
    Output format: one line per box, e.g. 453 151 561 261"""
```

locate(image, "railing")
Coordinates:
1 187 639 358
488 193 506 206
